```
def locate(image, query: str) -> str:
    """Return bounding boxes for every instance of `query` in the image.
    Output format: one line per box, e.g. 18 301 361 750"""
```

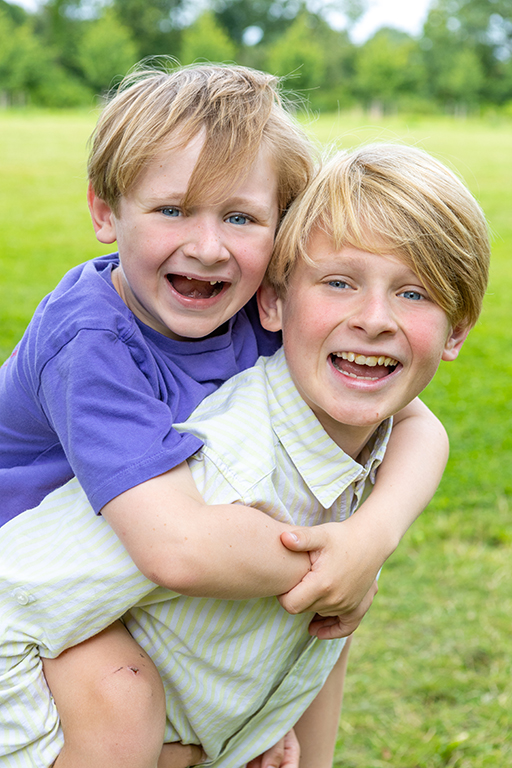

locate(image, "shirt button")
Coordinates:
12 588 32 605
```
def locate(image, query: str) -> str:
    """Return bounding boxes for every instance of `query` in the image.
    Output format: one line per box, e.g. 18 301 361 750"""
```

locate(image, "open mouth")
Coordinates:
331 351 399 381
167 274 225 299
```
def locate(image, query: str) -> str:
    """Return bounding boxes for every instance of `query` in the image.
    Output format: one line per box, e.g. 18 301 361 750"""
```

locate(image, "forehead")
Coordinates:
129 132 279 210
297 226 419 280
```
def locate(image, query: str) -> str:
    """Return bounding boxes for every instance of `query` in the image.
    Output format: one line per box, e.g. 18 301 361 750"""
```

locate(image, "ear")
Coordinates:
257 281 284 332
442 323 471 362
87 183 118 244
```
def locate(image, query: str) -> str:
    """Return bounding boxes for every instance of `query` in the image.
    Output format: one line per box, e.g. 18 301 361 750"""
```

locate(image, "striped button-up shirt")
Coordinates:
0 348 391 768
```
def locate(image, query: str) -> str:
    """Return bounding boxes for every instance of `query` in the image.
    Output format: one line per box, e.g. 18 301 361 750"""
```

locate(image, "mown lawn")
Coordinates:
1 109 510 767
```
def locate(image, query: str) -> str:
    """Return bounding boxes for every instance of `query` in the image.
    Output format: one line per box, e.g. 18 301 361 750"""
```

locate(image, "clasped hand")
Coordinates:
277 517 382 639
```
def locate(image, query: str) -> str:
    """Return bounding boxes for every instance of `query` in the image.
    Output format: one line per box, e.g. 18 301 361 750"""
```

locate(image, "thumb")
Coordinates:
280 526 325 552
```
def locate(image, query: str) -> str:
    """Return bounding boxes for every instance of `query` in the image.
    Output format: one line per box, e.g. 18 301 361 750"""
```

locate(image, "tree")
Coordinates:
76 9 138 94
0 8 90 106
37 0 190 63
35 0 87 74
306 18 356 110
211 0 366 46
0 0 28 25
180 11 236 65
435 46 484 110
355 28 424 113
109 0 184 58
266 11 327 95
422 0 512 106
0 10 39 104
212 0 305 46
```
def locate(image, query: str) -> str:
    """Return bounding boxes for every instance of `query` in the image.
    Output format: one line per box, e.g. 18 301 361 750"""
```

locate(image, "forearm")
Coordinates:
102 463 310 599
357 397 448 557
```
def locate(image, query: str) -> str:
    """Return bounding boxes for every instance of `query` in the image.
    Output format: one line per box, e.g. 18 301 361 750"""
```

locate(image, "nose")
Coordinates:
181 218 230 266
347 291 398 338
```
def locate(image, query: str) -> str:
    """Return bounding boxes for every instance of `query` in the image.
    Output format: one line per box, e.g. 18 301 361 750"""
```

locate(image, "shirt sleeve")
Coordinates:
37 328 203 513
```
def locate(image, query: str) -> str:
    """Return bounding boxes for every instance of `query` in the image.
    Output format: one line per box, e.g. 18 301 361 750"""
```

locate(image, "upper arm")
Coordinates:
39 331 203 513
101 462 206 585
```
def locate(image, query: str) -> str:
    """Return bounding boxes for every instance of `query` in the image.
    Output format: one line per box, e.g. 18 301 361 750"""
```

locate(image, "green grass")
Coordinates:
1 110 511 766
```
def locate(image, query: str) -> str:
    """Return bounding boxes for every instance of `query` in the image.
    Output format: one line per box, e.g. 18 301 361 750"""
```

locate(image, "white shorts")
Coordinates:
0 478 157 767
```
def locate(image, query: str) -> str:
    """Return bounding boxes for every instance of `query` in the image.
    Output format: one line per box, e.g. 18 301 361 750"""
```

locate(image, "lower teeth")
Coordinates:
341 371 380 381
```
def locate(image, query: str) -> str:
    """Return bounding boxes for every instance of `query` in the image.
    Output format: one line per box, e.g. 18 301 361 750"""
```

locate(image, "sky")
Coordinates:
345 0 433 42
8 0 434 43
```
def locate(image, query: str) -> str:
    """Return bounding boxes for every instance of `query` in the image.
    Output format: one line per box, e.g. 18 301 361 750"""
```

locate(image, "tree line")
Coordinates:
1 0 511 113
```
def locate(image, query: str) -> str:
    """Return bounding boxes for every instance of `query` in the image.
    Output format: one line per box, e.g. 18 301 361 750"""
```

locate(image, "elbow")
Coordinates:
137 552 204 594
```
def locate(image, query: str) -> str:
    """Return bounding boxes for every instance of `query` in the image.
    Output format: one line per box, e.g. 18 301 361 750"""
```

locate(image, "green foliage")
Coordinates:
422 0 512 108
76 9 139 94
108 0 183 58
180 11 236 65
267 12 327 92
212 0 312 45
354 29 425 111
0 10 44 102
0 0 512 111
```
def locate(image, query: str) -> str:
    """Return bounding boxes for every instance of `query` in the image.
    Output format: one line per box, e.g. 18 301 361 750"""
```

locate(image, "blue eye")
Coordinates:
160 207 181 217
401 290 423 301
328 280 349 289
226 214 250 225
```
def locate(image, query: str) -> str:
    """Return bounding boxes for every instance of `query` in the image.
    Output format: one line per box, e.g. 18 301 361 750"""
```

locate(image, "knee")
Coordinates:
94 653 166 739
59 651 167 764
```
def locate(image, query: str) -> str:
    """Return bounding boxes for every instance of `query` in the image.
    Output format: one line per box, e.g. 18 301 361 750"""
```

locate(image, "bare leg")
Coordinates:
43 620 167 768
294 635 352 768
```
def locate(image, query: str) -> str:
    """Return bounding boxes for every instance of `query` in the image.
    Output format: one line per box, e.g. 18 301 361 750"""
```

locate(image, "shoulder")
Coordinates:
178 357 278 486
26 255 140 362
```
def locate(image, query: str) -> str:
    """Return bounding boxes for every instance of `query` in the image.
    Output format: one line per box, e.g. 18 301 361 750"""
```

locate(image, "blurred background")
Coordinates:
0 1 511 766
0 0 511 114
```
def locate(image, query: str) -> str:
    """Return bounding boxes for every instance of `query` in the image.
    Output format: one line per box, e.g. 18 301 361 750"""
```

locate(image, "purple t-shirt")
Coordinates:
0 254 280 526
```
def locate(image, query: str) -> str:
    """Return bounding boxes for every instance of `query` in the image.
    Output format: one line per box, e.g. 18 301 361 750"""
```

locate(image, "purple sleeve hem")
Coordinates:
87 433 204 514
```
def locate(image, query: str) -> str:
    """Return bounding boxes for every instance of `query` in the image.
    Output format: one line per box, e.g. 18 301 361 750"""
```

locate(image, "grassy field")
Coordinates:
1 110 511 766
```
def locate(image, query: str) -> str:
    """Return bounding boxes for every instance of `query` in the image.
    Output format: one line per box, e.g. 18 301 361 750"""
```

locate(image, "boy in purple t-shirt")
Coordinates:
0 64 451 767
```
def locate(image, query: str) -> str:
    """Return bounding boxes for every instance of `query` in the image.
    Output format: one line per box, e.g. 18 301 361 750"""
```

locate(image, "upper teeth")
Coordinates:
184 277 222 285
333 352 398 367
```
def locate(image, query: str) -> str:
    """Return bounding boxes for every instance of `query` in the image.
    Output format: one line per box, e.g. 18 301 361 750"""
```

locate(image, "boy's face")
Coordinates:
259 227 469 456
88 132 279 340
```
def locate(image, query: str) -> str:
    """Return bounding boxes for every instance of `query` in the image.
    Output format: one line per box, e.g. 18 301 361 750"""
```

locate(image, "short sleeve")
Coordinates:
38 328 203 512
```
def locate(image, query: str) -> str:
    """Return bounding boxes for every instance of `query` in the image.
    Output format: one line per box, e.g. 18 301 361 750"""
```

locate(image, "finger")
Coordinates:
246 757 262 768
278 574 319 614
280 526 327 552
261 737 285 768
309 616 357 639
281 729 301 768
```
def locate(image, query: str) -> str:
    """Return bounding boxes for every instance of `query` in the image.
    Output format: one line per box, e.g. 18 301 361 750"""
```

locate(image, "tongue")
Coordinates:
334 358 390 380
170 275 220 299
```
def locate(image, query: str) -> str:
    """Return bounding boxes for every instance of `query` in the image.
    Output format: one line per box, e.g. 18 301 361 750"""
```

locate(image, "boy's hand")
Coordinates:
307 580 378 638
278 517 385 616
246 729 300 768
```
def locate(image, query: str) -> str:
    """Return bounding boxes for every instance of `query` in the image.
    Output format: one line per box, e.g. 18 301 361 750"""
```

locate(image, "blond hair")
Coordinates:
268 143 490 327
88 61 315 215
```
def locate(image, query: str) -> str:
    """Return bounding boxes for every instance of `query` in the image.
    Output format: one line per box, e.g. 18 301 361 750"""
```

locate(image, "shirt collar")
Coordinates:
264 349 392 509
